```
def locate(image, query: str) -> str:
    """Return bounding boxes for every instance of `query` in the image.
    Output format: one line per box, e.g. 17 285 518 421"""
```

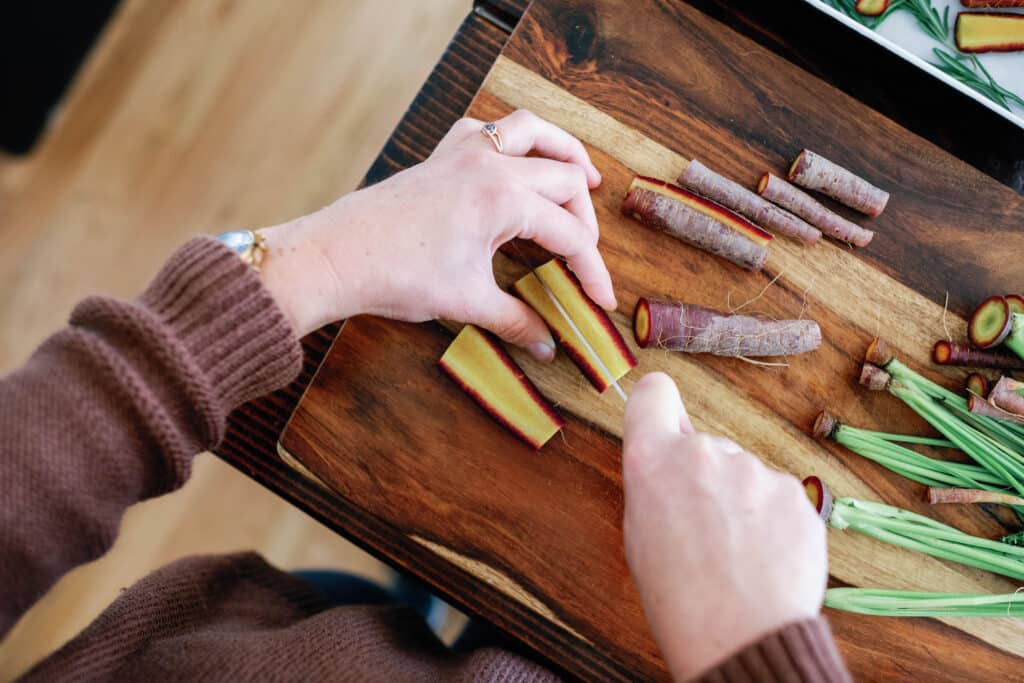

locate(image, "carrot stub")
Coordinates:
965 372 990 398
622 175 771 271
802 476 834 522
968 295 1012 348
788 149 890 216
757 172 873 246
633 298 821 357
439 325 564 449
677 160 821 244
956 12 1024 53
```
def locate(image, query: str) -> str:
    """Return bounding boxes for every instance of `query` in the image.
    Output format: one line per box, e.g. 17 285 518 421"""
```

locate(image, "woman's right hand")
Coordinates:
622 372 828 681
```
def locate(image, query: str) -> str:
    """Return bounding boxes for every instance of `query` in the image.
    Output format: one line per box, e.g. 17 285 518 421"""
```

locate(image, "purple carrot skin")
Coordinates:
622 180 770 271
633 298 821 357
968 395 1024 424
860 363 892 391
965 372 989 398
928 487 1024 506
677 160 821 244
989 376 1024 417
788 149 890 216
812 410 840 440
932 340 1024 370
757 173 874 246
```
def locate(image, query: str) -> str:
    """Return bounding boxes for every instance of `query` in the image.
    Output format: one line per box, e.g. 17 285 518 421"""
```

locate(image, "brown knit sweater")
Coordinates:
0 237 850 681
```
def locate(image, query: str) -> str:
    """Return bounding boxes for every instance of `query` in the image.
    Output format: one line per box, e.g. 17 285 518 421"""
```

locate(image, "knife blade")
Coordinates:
511 242 627 402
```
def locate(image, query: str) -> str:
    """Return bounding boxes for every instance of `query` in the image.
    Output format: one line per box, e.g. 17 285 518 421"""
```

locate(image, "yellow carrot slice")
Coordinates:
439 325 564 449
511 259 637 393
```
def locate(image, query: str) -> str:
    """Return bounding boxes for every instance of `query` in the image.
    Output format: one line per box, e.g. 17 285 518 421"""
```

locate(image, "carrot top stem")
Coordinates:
825 588 1024 617
1003 312 1024 361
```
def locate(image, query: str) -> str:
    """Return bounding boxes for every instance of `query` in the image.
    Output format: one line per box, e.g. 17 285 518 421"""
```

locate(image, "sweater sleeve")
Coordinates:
0 237 303 636
697 617 851 683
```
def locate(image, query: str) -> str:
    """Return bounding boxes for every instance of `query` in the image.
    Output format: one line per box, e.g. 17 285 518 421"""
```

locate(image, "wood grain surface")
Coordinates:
281 0 1024 680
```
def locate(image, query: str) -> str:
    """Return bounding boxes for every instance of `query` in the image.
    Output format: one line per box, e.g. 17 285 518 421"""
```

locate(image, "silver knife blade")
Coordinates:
511 243 627 402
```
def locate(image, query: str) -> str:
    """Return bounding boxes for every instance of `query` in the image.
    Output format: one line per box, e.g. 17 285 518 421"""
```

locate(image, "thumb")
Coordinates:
624 373 694 445
471 289 557 362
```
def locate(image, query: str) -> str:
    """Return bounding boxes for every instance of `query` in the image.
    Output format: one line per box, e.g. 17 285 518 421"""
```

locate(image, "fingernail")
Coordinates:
528 341 556 362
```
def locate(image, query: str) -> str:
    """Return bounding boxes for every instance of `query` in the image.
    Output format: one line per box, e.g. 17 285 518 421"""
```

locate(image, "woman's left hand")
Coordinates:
258 109 613 361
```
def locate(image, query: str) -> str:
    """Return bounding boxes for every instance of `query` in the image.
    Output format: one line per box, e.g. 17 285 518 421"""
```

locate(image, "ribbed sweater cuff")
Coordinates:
698 617 851 683
139 236 303 418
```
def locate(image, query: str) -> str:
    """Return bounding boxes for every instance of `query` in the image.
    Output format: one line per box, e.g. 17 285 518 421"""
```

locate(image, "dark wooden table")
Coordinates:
217 1 1024 680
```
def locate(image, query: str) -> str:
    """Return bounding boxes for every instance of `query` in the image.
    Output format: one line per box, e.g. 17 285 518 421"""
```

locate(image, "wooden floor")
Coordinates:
0 1 467 678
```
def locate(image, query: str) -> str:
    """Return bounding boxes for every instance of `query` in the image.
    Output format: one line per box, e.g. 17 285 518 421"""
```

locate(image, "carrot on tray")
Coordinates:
856 0 890 16
757 172 874 246
961 0 1024 7
633 297 821 357
677 160 821 244
788 149 890 216
956 12 1024 53
622 175 772 271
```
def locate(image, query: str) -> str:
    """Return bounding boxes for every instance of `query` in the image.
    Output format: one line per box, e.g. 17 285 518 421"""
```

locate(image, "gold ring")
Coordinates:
481 122 503 153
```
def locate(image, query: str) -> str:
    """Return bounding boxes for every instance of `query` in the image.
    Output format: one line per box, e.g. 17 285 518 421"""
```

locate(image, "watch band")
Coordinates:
215 229 268 272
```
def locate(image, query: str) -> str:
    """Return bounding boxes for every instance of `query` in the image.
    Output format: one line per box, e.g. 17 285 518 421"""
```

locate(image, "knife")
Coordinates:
511 242 628 402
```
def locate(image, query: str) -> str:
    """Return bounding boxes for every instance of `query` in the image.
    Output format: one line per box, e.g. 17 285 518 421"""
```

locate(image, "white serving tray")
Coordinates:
804 0 1024 130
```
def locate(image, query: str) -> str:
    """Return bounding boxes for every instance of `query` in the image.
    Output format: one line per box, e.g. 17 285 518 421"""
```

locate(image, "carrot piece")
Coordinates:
511 259 636 393
968 295 1012 348
965 372 990 398
928 487 1024 506
439 325 564 449
633 297 821 357
788 149 890 216
856 0 890 16
956 12 1024 53
932 340 1024 369
988 376 1024 418
1006 294 1024 316
757 172 873 246
802 476 834 522
865 336 894 367
860 363 892 391
677 160 821 244
961 0 1024 7
622 175 771 271
812 409 841 440
969 393 1024 424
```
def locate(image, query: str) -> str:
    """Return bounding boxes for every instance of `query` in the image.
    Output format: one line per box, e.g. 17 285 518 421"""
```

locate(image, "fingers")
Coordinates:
504 157 598 240
494 110 601 188
520 199 616 310
625 373 690 443
467 289 557 362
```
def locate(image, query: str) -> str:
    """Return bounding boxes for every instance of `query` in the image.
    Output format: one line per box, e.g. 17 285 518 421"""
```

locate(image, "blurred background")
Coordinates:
0 0 470 677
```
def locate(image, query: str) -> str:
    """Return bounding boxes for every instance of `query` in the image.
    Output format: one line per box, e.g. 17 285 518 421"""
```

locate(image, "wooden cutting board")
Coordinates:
279 1 1024 680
